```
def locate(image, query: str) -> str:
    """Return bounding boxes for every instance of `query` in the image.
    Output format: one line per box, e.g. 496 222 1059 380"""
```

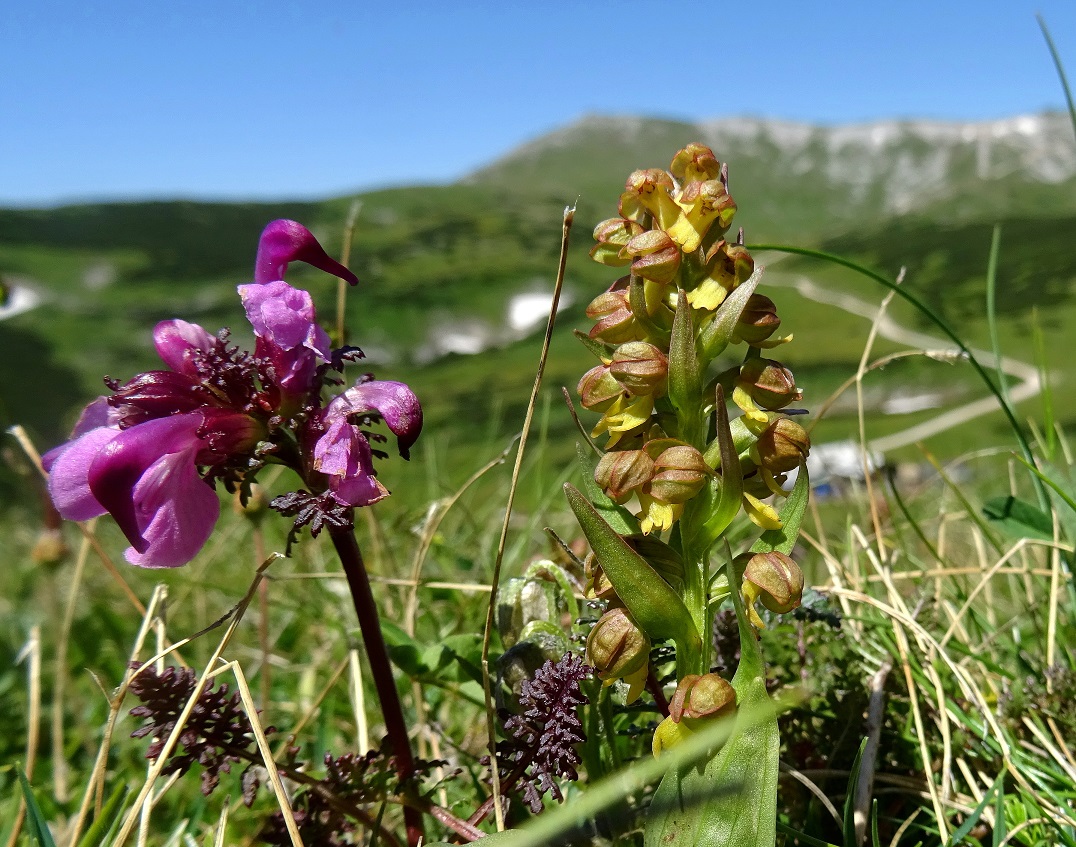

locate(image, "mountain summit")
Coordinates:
465 112 1076 238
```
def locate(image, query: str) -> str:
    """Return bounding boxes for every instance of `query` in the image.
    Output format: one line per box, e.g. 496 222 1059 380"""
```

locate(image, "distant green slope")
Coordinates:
3 113 1076 496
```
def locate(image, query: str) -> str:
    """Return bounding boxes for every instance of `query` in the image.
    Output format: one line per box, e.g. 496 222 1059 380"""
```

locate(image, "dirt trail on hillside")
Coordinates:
764 270 1041 453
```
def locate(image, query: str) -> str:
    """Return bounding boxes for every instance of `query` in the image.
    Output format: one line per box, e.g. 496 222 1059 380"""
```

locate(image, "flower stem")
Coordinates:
329 525 424 847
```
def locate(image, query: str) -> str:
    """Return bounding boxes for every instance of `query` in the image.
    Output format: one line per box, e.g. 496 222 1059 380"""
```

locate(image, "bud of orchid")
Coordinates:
594 449 654 504
736 358 802 412
754 418 811 474
586 288 638 344
584 552 617 601
734 294 783 346
667 180 737 253
668 673 737 724
647 444 711 505
590 218 644 266
743 551 804 615
670 143 722 185
686 240 755 312
586 606 651 685
624 230 681 285
609 342 669 396
578 364 623 411
620 169 681 230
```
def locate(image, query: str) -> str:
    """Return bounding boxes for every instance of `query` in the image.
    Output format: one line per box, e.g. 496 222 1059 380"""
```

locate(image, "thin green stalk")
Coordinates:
985 224 1012 418
1038 15 1076 143
749 243 1047 508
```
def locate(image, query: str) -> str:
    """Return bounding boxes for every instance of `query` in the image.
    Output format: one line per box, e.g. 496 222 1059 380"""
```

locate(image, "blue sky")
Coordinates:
3 1 1075 206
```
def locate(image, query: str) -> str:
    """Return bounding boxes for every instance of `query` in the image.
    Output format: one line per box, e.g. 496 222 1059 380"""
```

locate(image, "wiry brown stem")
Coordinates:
329 525 424 847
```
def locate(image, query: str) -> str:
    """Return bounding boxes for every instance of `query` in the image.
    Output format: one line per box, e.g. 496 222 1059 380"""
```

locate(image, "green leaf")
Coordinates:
947 772 1004 846
77 782 129 847
576 442 640 536
843 739 868 847
698 267 763 361
380 620 430 677
572 328 613 361
982 495 1054 541
696 389 744 548
643 674 778 847
749 464 810 556
668 291 703 447
564 483 700 652
16 767 58 847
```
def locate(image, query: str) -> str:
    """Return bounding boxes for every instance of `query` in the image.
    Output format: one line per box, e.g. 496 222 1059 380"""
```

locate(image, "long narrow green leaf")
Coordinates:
843 739 867 847
16 767 58 847
77 783 129 847
947 773 1004 846
749 464 809 556
697 388 744 548
984 225 1012 417
1038 14 1076 143
564 483 700 651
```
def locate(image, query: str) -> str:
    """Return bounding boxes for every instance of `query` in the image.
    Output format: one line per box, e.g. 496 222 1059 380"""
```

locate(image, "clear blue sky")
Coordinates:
3 1 1075 206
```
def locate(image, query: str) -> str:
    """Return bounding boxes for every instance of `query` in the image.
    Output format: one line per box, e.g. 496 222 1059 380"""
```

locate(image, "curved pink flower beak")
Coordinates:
254 219 359 286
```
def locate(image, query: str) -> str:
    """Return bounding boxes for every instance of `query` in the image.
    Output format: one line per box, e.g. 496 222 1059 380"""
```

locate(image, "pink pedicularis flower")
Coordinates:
44 221 422 568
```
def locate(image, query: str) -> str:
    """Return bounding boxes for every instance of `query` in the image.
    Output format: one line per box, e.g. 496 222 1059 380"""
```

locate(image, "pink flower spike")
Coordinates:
87 413 219 568
253 219 359 286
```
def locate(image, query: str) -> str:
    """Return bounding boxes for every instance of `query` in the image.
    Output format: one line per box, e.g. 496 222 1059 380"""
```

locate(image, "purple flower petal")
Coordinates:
253 219 359 286
88 413 217 566
327 380 423 459
123 447 220 569
239 281 332 398
45 425 119 521
313 417 389 507
154 320 215 375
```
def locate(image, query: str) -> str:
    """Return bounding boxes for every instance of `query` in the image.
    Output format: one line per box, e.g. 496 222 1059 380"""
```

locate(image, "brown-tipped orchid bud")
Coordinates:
754 418 810 474
609 341 669 396
578 364 622 411
594 449 654 504
586 606 651 683
624 230 681 285
668 673 737 723
586 289 638 344
584 552 617 601
724 242 755 284
670 143 722 186
734 294 782 346
743 551 804 614
590 217 644 266
737 358 802 411
620 168 681 230
647 444 711 505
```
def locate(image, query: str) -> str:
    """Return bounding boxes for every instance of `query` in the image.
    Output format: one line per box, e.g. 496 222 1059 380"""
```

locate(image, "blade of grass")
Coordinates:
15 768 57 847
479 204 575 832
748 244 1045 508
1038 15 1076 143
984 225 1012 418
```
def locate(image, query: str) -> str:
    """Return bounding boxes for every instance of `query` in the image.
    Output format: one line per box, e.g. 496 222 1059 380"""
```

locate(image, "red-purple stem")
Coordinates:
329 525 424 847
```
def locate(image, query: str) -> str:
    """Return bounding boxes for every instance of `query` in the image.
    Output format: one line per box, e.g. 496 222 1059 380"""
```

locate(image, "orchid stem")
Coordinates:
329 524 424 847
